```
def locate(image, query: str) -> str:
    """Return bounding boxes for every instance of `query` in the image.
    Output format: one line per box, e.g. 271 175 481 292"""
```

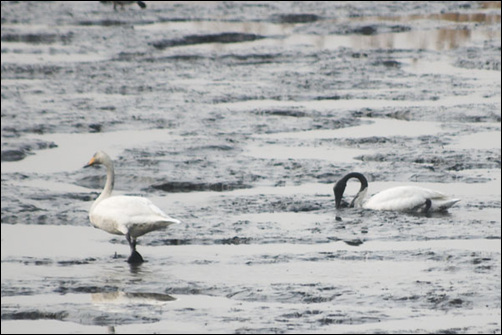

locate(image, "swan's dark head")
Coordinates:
333 180 347 209
334 172 369 209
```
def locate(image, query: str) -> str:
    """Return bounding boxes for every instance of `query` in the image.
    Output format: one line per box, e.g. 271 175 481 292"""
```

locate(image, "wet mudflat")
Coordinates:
1 1 501 334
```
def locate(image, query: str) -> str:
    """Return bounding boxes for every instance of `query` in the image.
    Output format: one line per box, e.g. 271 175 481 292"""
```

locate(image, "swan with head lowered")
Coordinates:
84 151 180 263
334 172 460 212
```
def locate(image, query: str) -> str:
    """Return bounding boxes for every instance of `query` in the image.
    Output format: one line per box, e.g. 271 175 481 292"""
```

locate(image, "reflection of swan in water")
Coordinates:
84 151 180 263
92 291 176 303
334 172 460 212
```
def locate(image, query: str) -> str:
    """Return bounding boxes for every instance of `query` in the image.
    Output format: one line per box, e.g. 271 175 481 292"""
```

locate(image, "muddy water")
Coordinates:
1 1 501 334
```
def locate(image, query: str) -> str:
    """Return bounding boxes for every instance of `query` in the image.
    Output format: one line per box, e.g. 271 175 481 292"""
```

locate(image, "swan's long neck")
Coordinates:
92 158 115 209
350 187 368 208
334 172 369 208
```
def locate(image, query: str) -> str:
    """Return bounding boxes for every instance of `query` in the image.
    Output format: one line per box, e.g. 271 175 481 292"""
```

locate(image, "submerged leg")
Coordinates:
411 198 433 213
424 198 432 213
125 233 144 264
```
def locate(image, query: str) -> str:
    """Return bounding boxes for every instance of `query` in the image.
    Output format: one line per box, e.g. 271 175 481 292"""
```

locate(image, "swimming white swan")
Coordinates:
84 151 180 263
334 172 460 212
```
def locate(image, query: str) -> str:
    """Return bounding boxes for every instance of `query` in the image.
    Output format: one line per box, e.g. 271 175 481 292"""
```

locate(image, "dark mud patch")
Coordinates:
54 284 117 295
151 33 266 50
350 24 411 36
1 63 62 78
316 313 383 326
0 139 57 162
1 32 73 44
150 181 252 193
2 297 162 326
57 258 97 266
253 109 309 118
355 149 501 172
343 238 364 246
453 44 501 71
270 13 320 24
77 19 149 27
352 106 502 123
1 149 27 162
157 236 252 246
1 310 68 321
217 194 334 215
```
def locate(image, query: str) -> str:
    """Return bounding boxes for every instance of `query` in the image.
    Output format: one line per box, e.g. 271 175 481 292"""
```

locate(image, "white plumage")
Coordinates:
85 151 179 263
334 172 460 213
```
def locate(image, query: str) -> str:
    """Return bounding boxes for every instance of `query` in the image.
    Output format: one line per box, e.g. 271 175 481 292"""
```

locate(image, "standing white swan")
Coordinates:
334 172 460 212
84 151 180 263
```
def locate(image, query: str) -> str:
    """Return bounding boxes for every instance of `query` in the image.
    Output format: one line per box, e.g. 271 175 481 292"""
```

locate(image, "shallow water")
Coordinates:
1 1 501 334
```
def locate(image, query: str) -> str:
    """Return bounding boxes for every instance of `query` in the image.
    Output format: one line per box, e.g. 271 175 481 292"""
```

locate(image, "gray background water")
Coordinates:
1 1 501 333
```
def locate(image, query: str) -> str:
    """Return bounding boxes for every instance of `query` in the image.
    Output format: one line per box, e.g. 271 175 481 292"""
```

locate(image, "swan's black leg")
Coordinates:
125 233 144 264
125 233 135 252
411 198 432 213
424 198 432 213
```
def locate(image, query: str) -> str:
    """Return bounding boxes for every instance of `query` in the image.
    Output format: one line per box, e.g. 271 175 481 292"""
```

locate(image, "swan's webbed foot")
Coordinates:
125 233 144 263
127 250 144 264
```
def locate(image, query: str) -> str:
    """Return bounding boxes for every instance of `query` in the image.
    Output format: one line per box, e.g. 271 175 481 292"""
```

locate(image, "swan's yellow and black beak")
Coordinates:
84 157 96 168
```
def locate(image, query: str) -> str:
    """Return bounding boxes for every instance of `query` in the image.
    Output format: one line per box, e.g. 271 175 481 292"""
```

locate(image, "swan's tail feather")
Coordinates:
434 198 461 211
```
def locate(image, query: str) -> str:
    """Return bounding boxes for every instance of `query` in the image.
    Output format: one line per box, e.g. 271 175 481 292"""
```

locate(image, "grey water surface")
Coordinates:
1 1 501 334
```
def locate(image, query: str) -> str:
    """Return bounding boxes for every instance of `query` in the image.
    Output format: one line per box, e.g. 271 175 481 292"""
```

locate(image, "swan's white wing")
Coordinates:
364 186 458 211
90 196 180 237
